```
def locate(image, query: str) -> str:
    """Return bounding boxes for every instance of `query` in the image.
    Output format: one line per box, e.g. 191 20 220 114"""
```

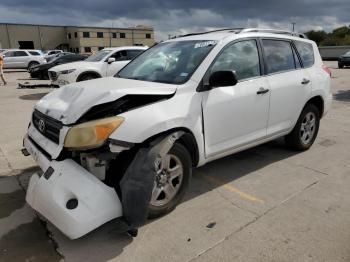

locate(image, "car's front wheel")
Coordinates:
148 143 192 218
285 104 320 151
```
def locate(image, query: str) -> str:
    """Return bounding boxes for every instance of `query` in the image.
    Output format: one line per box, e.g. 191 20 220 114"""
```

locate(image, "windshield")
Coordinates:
344 50 350 56
117 40 217 84
85 50 111 62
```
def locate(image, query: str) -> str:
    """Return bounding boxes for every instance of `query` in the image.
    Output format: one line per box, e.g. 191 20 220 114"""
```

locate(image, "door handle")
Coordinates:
257 87 270 95
301 78 310 85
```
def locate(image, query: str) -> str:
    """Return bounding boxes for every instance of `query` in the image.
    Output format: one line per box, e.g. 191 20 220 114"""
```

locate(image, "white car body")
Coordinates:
23 29 332 239
48 46 148 86
44 50 63 61
2 49 46 69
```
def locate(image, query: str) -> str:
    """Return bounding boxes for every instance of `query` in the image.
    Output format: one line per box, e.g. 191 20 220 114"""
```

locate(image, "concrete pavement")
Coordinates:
0 62 350 262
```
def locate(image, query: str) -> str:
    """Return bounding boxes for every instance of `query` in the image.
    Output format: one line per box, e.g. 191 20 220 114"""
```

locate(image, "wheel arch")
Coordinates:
305 95 324 118
142 127 200 167
76 71 102 82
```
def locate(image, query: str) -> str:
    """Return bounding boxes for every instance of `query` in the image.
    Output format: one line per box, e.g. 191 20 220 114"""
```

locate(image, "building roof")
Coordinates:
0 22 153 31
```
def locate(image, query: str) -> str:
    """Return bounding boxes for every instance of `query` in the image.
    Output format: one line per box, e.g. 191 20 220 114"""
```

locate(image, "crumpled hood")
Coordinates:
35 77 177 124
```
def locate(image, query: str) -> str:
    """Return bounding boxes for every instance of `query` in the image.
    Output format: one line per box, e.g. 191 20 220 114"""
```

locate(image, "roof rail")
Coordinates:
173 28 244 39
240 28 307 39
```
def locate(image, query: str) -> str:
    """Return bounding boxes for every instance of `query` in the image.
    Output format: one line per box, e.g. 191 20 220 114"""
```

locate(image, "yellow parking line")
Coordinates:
201 173 264 204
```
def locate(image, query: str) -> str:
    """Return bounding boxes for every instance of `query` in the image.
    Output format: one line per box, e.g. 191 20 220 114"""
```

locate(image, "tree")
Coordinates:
305 30 328 45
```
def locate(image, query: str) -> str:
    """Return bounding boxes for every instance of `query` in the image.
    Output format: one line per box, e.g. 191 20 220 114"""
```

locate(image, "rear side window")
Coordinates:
211 40 261 81
294 41 314 68
29 51 40 56
262 40 295 74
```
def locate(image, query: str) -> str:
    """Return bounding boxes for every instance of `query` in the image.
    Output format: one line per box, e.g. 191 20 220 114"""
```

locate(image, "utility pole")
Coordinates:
292 22 296 32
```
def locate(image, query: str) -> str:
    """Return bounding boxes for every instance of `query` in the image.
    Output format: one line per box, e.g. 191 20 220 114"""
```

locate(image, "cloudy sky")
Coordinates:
0 0 349 41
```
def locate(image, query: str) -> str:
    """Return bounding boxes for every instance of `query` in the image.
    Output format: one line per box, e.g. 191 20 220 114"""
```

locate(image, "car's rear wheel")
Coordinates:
338 64 344 69
285 104 320 151
148 143 192 218
27 61 39 71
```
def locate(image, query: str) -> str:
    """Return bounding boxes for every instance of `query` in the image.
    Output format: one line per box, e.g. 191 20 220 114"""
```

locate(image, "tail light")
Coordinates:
322 64 331 77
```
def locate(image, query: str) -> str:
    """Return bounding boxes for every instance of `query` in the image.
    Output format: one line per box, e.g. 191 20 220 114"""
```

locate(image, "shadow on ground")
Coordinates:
333 90 350 102
19 92 49 100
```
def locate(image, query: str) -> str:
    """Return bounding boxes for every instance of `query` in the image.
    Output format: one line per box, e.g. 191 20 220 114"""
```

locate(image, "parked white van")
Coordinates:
23 28 332 239
48 46 147 86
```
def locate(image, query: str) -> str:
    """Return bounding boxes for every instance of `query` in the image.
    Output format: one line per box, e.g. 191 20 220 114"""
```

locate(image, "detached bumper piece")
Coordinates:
24 136 122 239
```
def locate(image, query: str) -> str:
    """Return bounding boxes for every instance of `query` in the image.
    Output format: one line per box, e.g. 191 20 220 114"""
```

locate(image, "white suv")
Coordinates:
2 49 46 69
23 28 332 239
48 46 148 86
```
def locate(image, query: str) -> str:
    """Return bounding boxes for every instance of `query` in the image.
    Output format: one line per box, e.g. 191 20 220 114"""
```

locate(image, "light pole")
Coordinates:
292 22 296 32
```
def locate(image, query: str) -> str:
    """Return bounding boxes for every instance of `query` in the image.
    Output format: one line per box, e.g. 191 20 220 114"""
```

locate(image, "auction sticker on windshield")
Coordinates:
194 41 217 48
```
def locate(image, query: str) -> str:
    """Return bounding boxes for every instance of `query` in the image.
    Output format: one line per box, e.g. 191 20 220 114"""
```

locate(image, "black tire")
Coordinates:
41 71 49 80
148 143 192 219
285 104 320 151
338 64 344 69
27 61 39 71
77 73 98 82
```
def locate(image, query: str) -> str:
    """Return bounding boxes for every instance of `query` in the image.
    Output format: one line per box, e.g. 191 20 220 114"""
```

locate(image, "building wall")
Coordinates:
0 23 155 52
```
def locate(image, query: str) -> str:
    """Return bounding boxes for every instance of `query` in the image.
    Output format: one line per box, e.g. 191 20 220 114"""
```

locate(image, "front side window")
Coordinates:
117 40 216 84
294 41 314 68
262 40 295 74
211 40 260 81
85 50 111 62
110 50 128 61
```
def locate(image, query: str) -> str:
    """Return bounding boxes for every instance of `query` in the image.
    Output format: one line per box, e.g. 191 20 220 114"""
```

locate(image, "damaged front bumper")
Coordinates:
24 135 123 239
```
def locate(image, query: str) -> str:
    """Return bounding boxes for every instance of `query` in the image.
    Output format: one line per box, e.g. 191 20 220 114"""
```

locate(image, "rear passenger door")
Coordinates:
13 51 30 68
261 39 312 136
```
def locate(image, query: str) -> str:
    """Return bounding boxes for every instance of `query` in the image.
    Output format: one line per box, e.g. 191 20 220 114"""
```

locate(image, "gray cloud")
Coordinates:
0 0 349 40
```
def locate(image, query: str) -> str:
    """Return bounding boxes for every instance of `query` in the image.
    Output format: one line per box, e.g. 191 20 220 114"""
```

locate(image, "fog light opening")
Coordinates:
66 198 78 210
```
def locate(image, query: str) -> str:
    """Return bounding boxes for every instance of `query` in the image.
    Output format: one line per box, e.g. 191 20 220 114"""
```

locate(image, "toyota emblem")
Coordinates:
38 119 45 133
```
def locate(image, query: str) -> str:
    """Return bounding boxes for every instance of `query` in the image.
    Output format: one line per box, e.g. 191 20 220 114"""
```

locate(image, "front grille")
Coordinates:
48 71 58 81
32 110 63 144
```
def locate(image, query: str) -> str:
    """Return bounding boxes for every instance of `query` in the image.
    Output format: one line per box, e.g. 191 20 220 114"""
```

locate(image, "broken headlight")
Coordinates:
60 69 76 74
64 116 124 149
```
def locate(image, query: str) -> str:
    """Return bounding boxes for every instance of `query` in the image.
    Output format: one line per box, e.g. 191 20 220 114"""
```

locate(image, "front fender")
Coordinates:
109 91 205 165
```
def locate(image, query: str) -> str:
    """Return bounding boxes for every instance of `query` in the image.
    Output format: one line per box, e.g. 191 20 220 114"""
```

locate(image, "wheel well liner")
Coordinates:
77 71 102 81
306 96 324 118
143 128 199 167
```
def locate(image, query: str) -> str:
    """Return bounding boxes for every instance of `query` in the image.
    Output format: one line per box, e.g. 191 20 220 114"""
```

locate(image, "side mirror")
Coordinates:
107 57 116 64
208 71 238 88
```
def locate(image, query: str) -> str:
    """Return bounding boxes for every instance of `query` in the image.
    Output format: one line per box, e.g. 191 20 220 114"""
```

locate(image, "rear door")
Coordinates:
202 39 271 157
13 50 30 68
261 39 312 136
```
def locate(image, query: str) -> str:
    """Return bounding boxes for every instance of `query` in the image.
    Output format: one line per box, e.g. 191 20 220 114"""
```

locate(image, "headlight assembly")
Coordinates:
60 69 76 74
64 116 124 149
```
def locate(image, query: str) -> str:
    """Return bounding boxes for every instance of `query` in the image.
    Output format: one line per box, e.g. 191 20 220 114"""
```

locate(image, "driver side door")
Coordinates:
106 50 129 76
202 39 271 157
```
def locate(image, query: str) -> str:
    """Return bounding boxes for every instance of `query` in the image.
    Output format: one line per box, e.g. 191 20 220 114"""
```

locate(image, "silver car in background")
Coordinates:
2 49 46 70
